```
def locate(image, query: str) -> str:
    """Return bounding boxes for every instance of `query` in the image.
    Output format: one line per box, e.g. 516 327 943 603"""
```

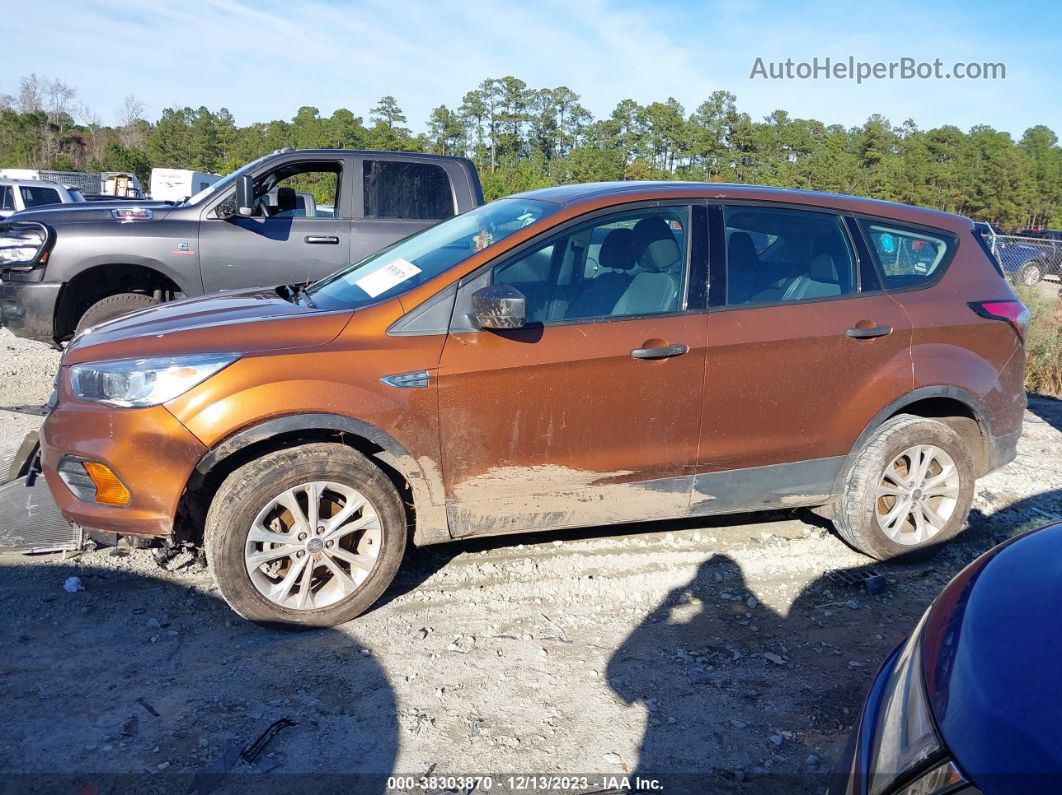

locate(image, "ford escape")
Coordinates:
37 182 1027 625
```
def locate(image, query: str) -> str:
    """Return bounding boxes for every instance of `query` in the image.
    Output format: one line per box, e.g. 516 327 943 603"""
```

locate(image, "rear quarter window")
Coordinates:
19 186 61 208
859 220 955 289
363 160 455 221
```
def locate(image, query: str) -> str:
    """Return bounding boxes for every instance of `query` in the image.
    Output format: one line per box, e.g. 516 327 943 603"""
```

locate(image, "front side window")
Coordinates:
19 186 60 208
492 206 690 324
0 185 12 211
724 206 856 306
306 198 557 310
255 162 341 219
860 221 953 289
364 160 454 220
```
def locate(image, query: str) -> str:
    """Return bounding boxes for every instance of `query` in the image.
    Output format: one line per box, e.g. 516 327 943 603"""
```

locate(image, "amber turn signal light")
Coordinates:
83 462 131 506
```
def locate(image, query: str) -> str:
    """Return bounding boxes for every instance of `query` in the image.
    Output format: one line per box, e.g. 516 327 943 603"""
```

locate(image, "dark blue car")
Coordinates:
975 222 1052 285
831 522 1062 795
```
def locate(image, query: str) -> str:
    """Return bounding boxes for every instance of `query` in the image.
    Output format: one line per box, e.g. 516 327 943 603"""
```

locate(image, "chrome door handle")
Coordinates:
631 343 689 359
304 235 340 244
846 324 892 339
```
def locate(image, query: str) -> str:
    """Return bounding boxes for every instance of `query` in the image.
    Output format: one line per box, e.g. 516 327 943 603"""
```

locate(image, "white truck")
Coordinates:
100 172 146 199
149 168 221 202
0 178 86 219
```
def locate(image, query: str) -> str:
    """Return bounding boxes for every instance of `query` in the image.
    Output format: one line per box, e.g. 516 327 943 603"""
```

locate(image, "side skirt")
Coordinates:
691 456 846 516
443 456 847 540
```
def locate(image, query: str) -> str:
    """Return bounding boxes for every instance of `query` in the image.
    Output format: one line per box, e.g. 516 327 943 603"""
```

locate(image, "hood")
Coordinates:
63 287 353 365
922 522 1062 789
10 201 174 224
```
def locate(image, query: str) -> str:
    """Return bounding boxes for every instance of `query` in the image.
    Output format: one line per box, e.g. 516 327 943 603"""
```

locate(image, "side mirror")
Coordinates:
235 174 254 217
471 284 526 330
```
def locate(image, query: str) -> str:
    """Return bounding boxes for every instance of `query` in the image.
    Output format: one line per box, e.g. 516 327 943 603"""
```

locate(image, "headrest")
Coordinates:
728 231 758 264
632 217 681 272
275 187 297 212
599 228 635 271
810 253 838 282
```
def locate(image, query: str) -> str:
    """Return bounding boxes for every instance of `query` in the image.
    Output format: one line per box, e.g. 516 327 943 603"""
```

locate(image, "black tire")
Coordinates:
204 443 407 627
75 292 159 334
834 415 975 561
1017 262 1043 286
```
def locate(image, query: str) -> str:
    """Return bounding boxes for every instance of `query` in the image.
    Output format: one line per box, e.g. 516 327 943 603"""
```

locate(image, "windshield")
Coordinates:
305 198 558 310
183 152 274 205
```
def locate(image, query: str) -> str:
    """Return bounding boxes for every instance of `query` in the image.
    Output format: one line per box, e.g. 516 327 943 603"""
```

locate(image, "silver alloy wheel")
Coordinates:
244 480 382 610
1023 264 1042 285
875 444 961 546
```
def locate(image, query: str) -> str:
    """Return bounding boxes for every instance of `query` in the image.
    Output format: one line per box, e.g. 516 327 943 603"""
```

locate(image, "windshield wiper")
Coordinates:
279 282 316 308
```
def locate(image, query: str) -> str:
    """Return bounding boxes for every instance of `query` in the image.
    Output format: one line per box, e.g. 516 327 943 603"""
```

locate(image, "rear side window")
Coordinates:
0 185 12 211
363 160 454 220
724 206 856 306
19 186 60 208
859 221 954 289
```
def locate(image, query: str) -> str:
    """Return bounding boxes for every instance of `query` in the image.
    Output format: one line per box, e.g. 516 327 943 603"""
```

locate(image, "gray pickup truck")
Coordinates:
0 149 483 346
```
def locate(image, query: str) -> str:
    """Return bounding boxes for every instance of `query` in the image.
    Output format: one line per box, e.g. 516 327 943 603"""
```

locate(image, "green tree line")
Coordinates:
2 73 1060 228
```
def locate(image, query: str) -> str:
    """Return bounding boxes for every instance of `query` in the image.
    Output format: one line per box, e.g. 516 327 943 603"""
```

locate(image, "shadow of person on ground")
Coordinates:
0 560 397 794
607 489 1062 794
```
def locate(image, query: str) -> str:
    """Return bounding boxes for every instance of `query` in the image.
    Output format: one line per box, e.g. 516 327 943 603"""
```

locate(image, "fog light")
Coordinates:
58 458 130 506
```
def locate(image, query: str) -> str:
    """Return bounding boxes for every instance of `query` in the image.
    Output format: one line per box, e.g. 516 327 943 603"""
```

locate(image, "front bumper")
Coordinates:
40 396 206 538
0 278 61 343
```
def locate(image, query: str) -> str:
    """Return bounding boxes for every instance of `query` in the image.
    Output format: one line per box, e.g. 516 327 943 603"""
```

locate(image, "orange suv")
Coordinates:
39 183 1027 626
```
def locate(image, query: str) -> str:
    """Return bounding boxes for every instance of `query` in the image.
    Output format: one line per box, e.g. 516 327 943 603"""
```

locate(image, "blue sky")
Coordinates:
3 0 1059 137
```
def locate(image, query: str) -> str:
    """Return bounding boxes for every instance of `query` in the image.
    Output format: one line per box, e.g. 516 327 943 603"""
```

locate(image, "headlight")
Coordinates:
869 613 964 795
70 353 239 407
0 222 47 266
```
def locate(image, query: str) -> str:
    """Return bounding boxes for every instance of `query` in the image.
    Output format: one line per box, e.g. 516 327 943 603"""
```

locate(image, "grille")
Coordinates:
0 472 82 554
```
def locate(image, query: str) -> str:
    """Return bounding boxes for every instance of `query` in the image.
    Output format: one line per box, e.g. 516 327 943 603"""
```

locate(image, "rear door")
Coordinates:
350 156 461 263
696 204 912 512
437 203 709 537
197 153 353 291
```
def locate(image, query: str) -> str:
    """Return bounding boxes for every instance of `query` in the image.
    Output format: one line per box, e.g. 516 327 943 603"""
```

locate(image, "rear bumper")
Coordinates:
986 427 1021 474
40 398 206 538
0 279 61 343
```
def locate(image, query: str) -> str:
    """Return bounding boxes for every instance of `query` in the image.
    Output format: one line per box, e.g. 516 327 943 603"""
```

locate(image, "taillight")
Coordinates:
969 300 1030 339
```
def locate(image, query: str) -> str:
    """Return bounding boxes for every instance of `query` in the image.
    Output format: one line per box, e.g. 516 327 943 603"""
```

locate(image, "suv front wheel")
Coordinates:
834 415 975 560
205 443 407 627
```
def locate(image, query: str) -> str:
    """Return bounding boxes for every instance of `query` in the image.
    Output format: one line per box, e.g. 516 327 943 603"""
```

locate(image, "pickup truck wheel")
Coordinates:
834 415 975 561
1017 262 1043 286
204 443 407 628
75 293 159 334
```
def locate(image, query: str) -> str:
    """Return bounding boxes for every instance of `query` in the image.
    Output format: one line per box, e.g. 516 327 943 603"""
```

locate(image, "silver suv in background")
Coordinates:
0 179 86 219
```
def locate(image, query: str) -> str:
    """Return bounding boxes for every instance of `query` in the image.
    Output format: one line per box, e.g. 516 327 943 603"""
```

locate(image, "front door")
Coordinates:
437 204 709 537
198 155 352 291
696 204 913 513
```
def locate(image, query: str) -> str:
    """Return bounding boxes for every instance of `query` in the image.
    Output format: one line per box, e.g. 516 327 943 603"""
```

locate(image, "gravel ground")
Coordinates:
0 325 1059 793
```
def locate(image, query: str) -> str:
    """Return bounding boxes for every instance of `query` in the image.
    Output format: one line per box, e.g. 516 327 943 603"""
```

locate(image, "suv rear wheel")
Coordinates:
204 443 407 627
834 415 975 560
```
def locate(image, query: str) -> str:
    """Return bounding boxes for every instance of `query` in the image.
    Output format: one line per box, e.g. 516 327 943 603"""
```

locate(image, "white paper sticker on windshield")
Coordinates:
354 258 422 298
